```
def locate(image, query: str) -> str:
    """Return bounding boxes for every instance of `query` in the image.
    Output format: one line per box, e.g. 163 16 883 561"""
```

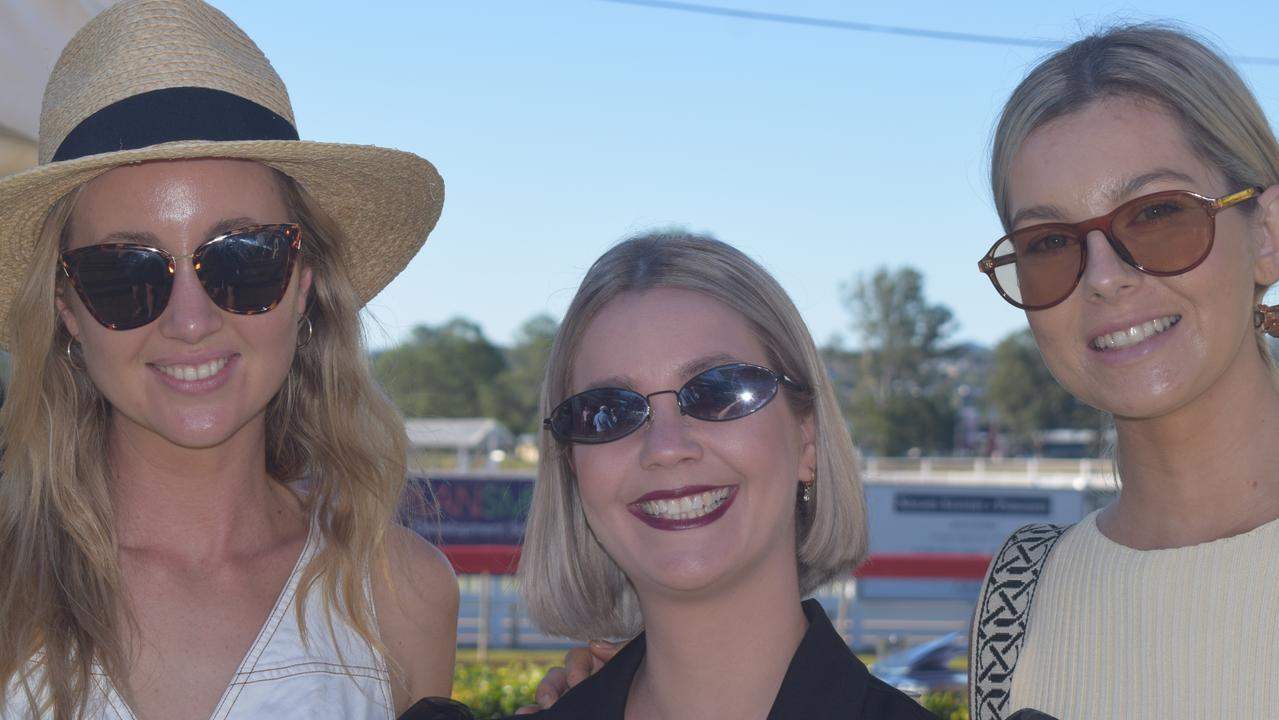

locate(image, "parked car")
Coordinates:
871 632 968 697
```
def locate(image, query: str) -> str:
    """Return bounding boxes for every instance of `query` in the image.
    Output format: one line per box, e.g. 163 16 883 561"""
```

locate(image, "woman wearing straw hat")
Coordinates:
0 1 457 719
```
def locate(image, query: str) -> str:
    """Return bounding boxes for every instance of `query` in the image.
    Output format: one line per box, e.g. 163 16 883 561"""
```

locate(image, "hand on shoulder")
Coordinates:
514 641 622 713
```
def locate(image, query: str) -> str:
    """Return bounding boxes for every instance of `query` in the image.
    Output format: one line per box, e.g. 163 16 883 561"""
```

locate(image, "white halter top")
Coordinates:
4 524 396 720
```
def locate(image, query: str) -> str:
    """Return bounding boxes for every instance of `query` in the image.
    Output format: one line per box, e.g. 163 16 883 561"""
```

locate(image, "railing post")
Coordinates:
509 586 521 649
477 572 491 662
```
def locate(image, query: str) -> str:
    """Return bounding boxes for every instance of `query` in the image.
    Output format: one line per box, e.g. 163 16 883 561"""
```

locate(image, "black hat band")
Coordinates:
52 87 299 163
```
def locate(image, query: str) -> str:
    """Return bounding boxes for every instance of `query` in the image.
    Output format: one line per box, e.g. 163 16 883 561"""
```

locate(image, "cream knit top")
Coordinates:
1009 509 1279 718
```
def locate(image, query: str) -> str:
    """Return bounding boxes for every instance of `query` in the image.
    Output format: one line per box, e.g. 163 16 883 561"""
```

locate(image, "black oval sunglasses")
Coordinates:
544 362 805 445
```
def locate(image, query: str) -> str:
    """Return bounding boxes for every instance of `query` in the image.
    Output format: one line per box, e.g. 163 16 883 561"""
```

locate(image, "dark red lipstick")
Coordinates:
627 485 737 531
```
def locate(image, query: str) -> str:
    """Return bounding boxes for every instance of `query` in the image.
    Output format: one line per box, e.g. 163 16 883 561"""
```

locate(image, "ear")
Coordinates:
797 413 817 483
1253 186 1279 287
293 265 314 316
54 287 81 340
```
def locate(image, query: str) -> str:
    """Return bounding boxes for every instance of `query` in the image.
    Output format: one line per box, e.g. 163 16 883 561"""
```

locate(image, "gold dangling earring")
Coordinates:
296 315 314 348
798 469 815 505
1256 303 1279 338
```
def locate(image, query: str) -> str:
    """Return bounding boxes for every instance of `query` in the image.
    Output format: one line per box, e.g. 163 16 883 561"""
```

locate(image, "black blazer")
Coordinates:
517 599 934 720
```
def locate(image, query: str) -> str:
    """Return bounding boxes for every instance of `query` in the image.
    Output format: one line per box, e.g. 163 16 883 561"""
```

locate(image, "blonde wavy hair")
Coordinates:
0 169 409 718
991 23 1279 360
519 230 868 640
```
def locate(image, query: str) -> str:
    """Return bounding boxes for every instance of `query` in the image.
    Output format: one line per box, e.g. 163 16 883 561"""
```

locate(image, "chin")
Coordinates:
145 408 261 449
630 556 739 595
1068 362 1186 416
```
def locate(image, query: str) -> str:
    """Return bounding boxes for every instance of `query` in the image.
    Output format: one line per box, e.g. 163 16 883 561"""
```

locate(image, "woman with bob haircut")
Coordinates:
498 230 930 719
971 23 1279 719
0 1 457 718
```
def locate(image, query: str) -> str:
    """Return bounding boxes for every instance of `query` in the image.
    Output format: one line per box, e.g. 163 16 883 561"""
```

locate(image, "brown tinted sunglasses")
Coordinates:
978 187 1262 310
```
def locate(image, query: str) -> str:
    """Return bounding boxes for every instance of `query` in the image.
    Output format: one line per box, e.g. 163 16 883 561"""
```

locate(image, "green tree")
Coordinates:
374 318 506 418
849 390 955 457
839 267 957 455
986 328 1101 453
842 267 954 402
484 314 559 434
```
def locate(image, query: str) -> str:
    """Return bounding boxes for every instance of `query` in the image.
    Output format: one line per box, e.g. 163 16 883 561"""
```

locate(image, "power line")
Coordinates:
597 0 1279 67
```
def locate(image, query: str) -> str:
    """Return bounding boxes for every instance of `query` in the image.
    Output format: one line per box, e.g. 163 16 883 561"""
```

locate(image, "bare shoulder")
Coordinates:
374 525 460 711
383 525 459 599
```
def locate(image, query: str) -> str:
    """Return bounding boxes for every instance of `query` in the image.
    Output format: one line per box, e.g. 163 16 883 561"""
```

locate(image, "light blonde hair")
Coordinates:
519 230 868 640
991 24 1279 359
0 169 409 719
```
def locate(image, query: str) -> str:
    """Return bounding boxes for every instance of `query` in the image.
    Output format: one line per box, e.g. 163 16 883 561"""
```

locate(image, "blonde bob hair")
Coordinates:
991 24 1279 357
0 167 409 719
520 230 868 640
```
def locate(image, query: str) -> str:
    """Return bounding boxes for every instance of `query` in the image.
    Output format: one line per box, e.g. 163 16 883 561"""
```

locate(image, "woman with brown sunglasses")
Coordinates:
969 23 1279 720
532 22 1279 720
0 1 457 718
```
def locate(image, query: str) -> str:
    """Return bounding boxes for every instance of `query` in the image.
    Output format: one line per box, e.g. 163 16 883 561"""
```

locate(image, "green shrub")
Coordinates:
920 691 969 720
451 661 548 718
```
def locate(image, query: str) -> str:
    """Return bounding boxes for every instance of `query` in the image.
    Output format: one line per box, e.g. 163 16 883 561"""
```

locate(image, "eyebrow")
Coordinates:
676 352 740 380
579 352 743 392
93 216 260 247
1009 168 1200 228
98 229 159 245
209 216 259 237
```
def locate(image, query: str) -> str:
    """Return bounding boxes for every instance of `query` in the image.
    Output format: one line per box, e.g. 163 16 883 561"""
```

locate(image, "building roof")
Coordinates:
404 418 512 450
2 1 117 177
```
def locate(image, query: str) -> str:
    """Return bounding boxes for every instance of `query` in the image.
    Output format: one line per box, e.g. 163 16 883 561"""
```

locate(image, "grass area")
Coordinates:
458 645 905 670
456 648 568 665
459 645 881 667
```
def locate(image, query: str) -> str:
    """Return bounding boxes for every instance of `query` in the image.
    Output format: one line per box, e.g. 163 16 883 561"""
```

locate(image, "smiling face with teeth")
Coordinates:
568 288 816 599
56 159 311 454
1008 97 1279 420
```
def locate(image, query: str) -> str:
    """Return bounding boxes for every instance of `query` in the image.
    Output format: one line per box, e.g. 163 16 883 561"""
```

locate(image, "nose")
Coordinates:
157 261 223 343
637 392 703 469
1079 229 1141 303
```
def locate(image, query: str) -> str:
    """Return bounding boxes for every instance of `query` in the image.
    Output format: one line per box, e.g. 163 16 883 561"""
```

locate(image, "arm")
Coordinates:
375 525 461 712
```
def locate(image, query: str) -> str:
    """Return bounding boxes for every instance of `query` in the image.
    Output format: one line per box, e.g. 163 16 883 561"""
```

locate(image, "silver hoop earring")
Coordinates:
65 336 82 368
296 315 314 349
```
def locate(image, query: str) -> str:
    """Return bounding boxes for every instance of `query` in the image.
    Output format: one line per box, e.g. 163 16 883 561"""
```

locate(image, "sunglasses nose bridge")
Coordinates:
173 251 198 269
643 388 685 416
635 388 703 468
1074 209 1143 268
1077 227 1146 303
156 251 225 340
1080 224 1140 271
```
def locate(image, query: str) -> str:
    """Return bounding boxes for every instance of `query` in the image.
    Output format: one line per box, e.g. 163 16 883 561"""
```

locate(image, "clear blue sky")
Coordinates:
209 0 1279 351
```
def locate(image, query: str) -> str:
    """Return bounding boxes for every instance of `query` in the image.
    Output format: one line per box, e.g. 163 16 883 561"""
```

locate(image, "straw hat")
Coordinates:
0 0 443 349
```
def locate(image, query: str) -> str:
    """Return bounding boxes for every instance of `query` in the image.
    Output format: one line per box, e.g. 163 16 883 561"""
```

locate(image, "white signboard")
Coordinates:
865 482 1089 556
